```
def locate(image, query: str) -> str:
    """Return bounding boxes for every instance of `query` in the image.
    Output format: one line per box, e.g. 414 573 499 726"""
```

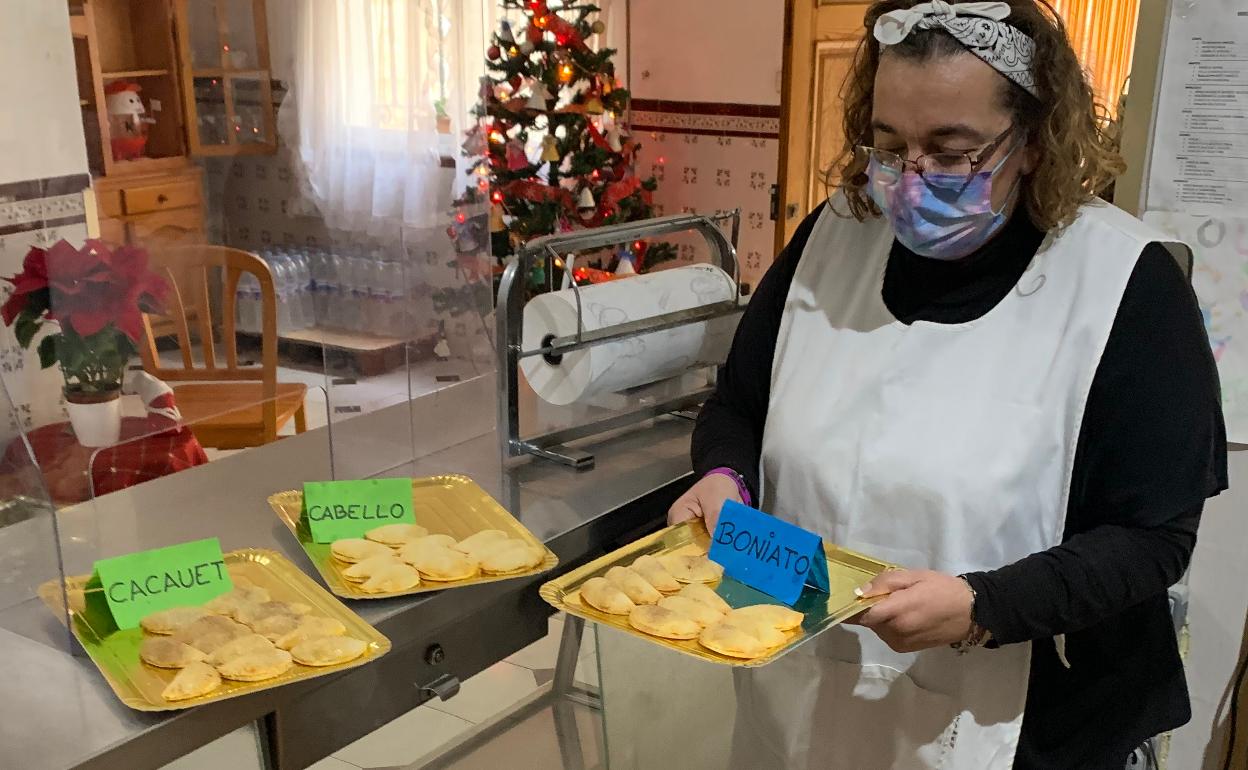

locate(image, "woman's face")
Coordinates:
871 51 1035 213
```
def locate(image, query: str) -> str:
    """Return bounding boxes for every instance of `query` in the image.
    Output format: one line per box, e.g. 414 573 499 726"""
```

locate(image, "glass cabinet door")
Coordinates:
175 0 276 155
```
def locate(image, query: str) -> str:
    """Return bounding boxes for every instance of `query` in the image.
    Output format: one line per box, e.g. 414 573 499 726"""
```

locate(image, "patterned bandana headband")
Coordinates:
873 1 1039 98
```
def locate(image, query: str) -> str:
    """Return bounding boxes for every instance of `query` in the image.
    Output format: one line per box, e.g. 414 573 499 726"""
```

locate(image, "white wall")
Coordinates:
628 0 785 105
0 1 87 186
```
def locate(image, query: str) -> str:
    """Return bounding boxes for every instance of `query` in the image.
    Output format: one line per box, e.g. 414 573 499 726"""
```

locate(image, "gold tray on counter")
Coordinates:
38 548 391 712
540 521 894 667
268 475 559 600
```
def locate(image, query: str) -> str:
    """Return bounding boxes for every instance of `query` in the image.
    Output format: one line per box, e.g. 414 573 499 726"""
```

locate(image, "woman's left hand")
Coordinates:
848 570 975 653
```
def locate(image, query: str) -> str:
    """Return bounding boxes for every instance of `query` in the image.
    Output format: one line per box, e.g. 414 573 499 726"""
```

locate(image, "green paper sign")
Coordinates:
303 478 415 544
94 538 232 630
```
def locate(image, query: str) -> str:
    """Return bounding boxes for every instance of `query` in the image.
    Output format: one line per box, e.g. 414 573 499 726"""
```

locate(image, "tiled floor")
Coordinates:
164 615 601 770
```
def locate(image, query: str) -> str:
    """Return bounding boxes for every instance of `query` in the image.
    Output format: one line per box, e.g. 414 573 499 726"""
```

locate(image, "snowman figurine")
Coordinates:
105 81 154 161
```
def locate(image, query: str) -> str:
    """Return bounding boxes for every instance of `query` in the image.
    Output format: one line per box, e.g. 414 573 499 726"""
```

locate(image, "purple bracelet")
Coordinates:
706 467 752 507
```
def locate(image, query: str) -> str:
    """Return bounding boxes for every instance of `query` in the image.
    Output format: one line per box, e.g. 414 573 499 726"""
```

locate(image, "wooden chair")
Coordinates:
139 245 308 449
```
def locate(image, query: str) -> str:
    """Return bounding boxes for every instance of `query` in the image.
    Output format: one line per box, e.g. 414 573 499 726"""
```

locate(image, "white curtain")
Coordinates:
279 0 449 234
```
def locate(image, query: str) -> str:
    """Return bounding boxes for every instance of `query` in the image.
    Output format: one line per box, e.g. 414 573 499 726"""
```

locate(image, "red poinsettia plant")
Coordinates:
1 240 168 398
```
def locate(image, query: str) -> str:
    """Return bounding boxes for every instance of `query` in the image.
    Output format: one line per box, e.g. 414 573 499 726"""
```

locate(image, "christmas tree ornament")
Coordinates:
592 20 606 35
606 125 623 152
615 251 636 275
534 13 551 29
558 62 576 83
584 96 605 114
506 140 530 171
462 129 487 155
540 135 560 162
577 187 596 211
508 45 520 58
488 45 501 60
498 21 515 44
488 128 506 144
526 90 547 112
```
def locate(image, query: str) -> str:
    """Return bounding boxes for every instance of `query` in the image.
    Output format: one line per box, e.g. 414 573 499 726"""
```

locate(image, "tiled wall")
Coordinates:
200 144 491 360
0 174 91 431
630 100 781 290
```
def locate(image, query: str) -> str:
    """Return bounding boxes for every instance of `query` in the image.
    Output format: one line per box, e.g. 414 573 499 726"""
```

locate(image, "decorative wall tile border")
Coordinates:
0 173 89 237
630 100 782 139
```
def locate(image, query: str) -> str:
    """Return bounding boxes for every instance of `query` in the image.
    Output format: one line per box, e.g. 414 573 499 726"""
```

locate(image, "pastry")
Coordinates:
628 605 701 640
162 661 222 701
207 634 275 667
252 613 302 642
658 554 724 584
274 616 347 650
631 554 681 593
658 595 725 627
727 604 804 632
698 622 769 660
235 601 312 627
359 563 422 593
454 530 511 560
409 534 458 550
140 637 207 669
364 523 429 547
579 577 635 616
172 615 250 654
216 648 295 682
721 615 788 648
397 537 457 564
206 584 271 617
403 543 479 581
330 538 393 564
605 566 663 605
341 554 405 583
479 541 544 574
140 606 211 635
677 583 732 615
291 636 369 667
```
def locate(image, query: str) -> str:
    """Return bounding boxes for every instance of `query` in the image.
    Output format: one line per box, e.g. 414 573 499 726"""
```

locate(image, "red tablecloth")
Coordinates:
6 415 208 504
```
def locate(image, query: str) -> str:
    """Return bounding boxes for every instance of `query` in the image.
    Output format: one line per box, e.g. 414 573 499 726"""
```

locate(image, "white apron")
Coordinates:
730 200 1185 769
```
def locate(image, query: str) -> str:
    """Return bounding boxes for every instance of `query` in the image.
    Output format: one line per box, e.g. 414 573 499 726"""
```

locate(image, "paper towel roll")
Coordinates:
521 264 738 406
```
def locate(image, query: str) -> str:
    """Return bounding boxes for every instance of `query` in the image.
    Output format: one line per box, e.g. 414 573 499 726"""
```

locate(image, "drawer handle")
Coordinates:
156 194 169 204
418 674 460 702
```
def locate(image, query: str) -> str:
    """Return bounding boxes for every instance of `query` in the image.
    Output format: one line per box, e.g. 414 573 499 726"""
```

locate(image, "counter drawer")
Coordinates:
125 208 204 244
123 179 201 215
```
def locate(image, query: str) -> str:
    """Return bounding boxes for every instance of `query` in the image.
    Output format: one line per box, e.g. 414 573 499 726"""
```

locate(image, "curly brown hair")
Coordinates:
834 0 1125 232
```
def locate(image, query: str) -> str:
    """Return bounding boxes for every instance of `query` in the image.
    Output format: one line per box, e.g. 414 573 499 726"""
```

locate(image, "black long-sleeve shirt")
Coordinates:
692 204 1229 769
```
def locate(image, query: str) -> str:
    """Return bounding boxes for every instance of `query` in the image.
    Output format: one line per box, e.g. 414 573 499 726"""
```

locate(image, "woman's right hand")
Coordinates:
667 473 743 536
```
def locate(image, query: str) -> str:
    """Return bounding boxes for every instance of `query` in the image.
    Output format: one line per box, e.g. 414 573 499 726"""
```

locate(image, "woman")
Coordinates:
669 1 1228 768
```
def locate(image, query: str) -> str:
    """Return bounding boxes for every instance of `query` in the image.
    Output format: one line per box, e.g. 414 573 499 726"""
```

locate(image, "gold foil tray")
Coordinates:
268 475 559 599
540 521 893 667
38 548 391 712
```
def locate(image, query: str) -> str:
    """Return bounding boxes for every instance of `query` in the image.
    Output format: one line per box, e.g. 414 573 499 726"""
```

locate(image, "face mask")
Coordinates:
867 146 1021 261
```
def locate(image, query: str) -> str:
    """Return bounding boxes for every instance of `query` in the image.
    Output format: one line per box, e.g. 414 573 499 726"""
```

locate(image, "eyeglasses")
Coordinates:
857 125 1015 185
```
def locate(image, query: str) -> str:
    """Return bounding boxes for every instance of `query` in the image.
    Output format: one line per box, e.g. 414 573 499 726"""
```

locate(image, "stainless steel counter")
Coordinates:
0 374 695 769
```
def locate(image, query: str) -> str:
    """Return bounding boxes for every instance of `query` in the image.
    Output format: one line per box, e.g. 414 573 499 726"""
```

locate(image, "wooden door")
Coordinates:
776 1 870 252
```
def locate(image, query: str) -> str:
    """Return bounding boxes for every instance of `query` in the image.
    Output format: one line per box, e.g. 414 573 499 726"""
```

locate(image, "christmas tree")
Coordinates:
459 0 674 287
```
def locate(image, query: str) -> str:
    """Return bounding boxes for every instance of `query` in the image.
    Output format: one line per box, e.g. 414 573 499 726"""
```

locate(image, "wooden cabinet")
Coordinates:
68 0 274 250
174 0 277 155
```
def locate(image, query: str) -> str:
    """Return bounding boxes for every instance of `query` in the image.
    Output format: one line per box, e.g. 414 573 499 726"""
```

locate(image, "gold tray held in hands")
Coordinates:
540 521 893 667
39 548 391 712
268 475 559 600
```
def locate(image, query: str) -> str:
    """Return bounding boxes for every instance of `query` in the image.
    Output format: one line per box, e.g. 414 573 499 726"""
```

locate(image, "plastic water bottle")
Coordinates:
309 249 329 328
326 251 347 330
380 259 406 337
235 273 261 334
271 256 295 334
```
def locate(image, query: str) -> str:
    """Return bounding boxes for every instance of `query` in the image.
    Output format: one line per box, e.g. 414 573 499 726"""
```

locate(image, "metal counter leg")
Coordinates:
553 616 590 770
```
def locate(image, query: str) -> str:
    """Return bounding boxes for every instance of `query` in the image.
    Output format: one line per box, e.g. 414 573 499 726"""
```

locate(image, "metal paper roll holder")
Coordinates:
496 211 744 469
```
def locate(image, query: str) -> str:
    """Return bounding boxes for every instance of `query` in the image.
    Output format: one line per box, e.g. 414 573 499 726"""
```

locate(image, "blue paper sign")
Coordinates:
708 501 830 605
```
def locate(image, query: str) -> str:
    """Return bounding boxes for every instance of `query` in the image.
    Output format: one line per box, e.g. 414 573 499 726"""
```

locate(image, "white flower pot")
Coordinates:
65 390 122 448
